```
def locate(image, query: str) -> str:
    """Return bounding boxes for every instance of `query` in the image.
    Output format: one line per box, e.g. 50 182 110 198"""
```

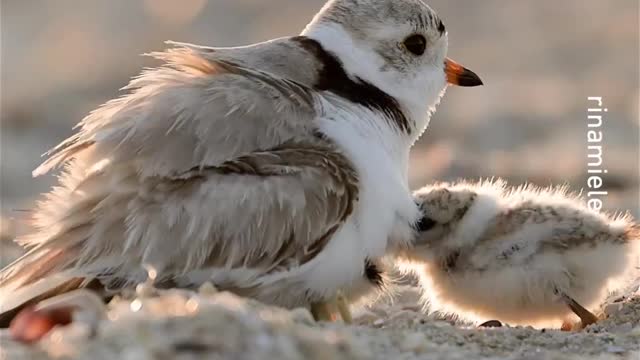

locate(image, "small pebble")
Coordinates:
613 323 632 334
479 320 503 328
10 307 73 344
432 320 452 328
388 310 416 323
399 332 428 353
630 327 640 337
604 303 623 316
605 345 626 354
560 322 574 332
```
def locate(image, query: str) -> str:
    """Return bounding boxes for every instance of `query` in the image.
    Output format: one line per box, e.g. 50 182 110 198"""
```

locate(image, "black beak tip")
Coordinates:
459 68 484 87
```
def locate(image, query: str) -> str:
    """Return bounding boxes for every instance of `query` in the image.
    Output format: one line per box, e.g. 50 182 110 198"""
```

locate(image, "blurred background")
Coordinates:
1 1 639 249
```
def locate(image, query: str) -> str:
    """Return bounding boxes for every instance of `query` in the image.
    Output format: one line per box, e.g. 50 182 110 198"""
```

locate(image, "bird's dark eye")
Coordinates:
403 34 427 56
415 216 437 232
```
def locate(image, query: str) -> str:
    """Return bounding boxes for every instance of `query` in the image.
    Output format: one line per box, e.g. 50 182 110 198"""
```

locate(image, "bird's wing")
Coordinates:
0 139 359 313
33 38 321 179
123 139 359 276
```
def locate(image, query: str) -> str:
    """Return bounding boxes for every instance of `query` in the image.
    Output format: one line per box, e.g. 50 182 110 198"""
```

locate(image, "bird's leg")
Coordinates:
311 293 353 323
335 291 352 324
557 291 599 329
310 301 334 322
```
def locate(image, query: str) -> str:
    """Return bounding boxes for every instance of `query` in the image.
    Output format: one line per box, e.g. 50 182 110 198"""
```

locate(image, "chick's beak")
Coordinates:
445 58 483 87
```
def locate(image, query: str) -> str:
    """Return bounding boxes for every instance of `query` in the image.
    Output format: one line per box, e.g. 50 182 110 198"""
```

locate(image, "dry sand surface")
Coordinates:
1 285 639 360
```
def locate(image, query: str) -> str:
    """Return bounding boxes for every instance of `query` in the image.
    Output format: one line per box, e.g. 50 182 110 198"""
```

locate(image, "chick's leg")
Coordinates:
557 291 599 328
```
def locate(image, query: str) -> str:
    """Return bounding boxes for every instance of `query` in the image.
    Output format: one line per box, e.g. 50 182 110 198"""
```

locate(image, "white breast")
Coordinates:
300 98 419 294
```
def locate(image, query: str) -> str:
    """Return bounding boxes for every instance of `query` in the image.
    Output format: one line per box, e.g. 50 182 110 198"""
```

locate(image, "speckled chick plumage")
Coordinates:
400 179 640 328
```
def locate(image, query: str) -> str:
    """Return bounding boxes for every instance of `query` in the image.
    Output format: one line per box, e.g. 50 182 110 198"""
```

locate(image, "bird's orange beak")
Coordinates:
445 58 483 87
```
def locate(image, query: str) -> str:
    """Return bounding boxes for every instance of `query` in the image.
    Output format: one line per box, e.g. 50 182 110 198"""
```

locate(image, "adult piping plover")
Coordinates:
398 180 639 329
0 0 482 325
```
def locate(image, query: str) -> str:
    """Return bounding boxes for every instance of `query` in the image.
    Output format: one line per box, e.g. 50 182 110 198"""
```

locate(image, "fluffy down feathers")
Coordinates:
0 41 358 319
401 179 640 328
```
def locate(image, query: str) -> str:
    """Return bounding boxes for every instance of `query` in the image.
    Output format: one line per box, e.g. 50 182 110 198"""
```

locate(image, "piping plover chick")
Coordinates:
0 0 483 325
399 180 639 329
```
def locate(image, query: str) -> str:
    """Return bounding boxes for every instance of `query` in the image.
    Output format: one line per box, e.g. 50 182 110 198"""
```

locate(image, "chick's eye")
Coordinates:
403 34 427 56
415 216 437 232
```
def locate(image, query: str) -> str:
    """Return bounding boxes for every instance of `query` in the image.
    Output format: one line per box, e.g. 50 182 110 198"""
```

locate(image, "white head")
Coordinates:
302 0 482 138
412 182 480 250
